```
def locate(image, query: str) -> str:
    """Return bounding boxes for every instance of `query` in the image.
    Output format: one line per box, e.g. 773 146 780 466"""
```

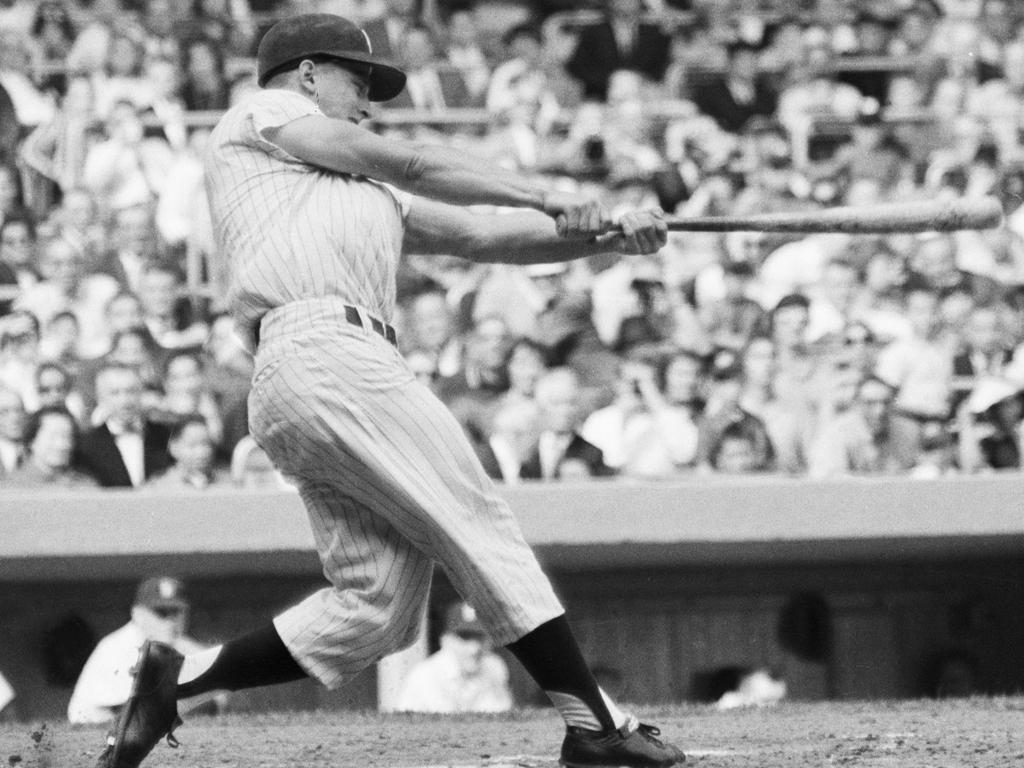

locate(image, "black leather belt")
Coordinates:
253 304 398 351
345 304 398 347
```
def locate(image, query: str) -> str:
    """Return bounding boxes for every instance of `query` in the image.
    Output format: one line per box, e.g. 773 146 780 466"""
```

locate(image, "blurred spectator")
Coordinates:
874 281 954 468
696 347 775 472
776 27 865 166
444 8 490 104
565 0 672 102
390 25 472 111
0 385 26 480
581 357 699 477
482 398 543 483
229 434 293 490
184 0 257 57
4 405 98 488
402 287 463 379
67 576 221 724
500 337 548 410
0 28 54 133
180 35 230 111
18 76 100 208
691 39 779 134
145 414 225 489
156 128 214 253
149 350 224 445
35 360 86 423
15 235 120 357
51 189 106 272
396 601 513 714
697 259 766 351
809 374 900 478
0 162 29 227
708 418 762 474
75 362 172 487
486 22 565 156
0 310 42 409
951 303 1013 410
806 255 861 344
737 335 811 475
98 204 164 293
29 0 78 92
0 214 39 313
522 367 613 479
361 0 428 61
93 30 152 119
839 11 897 105
82 99 175 214
958 375 1024 472
138 56 187 151
435 313 511 445
138 261 208 351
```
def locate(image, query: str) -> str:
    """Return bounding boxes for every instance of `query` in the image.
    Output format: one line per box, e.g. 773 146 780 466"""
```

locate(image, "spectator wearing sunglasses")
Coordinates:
67 576 219 724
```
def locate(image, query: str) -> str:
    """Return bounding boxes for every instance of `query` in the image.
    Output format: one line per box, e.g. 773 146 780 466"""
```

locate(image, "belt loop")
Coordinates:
344 305 361 329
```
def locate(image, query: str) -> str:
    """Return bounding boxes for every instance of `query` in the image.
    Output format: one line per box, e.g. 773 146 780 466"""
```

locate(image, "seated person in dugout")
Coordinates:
396 601 514 714
68 577 225 724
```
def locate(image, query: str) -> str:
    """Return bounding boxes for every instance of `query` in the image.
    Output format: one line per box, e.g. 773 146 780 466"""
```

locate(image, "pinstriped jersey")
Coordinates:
204 89 410 337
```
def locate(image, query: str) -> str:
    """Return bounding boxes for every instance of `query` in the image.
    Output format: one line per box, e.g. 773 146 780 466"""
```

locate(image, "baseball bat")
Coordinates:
657 196 1003 234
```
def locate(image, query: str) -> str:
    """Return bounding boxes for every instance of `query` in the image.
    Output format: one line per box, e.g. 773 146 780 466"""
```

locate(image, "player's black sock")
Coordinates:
176 623 307 698
506 615 618 732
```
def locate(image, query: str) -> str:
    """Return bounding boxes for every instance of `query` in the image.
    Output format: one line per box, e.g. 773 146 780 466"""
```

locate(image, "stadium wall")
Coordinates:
2 476 1024 719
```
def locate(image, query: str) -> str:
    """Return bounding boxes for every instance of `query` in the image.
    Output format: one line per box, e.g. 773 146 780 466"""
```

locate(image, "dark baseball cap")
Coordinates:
444 601 487 637
134 576 189 611
256 13 406 101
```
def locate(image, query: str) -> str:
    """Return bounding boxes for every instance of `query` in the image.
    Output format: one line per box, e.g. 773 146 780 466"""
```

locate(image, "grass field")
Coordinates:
3 698 1024 768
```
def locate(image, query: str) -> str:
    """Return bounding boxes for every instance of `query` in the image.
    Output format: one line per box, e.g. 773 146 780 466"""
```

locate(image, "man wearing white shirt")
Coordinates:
68 577 219 725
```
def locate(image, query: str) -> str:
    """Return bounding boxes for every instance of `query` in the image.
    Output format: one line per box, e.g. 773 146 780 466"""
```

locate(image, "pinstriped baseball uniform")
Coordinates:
205 89 564 688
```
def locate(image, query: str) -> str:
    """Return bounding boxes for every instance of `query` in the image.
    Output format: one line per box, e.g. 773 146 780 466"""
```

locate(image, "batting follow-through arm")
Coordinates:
264 114 615 238
401 196 668 263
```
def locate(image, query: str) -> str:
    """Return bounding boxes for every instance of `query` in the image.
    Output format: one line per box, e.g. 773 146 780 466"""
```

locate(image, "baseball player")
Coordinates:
94 13 683 768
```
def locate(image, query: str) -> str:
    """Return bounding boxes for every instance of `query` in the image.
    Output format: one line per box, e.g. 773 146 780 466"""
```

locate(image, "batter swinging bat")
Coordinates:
657 196 1004 234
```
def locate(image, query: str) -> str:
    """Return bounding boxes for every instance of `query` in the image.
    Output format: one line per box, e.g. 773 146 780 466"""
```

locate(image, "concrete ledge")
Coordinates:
3 474 1024 580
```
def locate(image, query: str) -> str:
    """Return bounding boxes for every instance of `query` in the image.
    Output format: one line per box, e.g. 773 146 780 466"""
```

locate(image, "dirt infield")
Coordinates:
3 697 1024 768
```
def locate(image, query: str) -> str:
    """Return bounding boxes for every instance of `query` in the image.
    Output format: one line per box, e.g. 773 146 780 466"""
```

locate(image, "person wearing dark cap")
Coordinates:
68 577 210 725
396 601 514 713
94 10 682 768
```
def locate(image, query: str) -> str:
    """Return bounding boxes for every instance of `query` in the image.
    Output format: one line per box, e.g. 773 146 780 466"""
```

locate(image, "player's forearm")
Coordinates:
401 144 546 210
456 210 616 264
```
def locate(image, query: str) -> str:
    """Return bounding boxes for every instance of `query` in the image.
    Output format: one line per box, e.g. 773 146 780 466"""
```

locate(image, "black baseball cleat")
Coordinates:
560 716 686 767
94 640 184 768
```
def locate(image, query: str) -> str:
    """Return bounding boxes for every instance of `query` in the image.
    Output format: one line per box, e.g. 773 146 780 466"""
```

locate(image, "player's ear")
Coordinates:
297 59 318 93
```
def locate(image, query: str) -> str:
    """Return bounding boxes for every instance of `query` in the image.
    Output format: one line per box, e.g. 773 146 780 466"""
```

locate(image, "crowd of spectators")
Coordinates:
4 0 1024 488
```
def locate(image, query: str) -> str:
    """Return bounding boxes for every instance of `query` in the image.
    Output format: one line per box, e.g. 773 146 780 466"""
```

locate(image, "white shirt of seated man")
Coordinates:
66 577 211 724
396 602 513 714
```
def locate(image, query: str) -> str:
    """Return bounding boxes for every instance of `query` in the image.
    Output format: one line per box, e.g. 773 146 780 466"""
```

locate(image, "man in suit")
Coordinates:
522 367 613 479
565 0 672 102
386 25 472 111
75 362 172 487
691 39 778 134
360 0 422 62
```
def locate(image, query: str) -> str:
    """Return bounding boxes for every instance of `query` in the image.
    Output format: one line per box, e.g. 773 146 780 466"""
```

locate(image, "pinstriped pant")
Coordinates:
249 299 564 689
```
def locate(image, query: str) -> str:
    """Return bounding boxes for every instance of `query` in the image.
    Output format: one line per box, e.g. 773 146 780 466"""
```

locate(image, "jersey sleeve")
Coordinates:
241 90 320 163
